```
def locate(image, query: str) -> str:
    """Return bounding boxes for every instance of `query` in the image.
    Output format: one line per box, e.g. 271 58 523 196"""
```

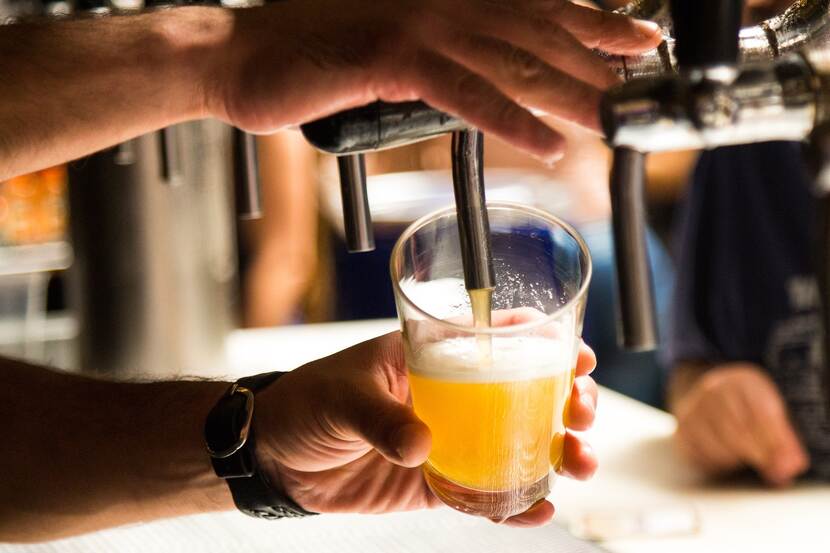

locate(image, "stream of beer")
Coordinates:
468 287 493 366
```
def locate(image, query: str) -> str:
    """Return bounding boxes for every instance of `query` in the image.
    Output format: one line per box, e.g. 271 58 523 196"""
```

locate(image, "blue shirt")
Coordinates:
668 141 830 478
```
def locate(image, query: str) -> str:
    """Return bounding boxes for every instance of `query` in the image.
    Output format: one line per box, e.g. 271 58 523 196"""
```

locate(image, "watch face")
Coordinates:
205 386 255 459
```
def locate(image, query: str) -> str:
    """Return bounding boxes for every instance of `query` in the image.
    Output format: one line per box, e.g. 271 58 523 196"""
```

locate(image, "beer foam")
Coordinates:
409 336 572 382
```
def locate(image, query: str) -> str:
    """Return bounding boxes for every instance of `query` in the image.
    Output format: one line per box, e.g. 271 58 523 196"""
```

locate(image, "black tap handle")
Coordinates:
300 101 467 155
669 0 743 70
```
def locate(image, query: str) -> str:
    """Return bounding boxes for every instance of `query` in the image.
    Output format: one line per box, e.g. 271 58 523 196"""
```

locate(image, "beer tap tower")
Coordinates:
301 0 830 408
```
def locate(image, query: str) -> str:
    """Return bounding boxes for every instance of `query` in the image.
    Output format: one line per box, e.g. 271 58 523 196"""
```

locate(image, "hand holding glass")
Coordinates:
391 203 592 521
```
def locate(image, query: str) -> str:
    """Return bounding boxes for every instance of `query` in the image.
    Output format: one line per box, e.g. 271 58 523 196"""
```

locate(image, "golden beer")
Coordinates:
407 335 573 520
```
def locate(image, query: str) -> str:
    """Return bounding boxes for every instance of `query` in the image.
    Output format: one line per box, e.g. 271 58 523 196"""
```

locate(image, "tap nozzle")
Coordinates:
451 130 495 292
610 147 658 350
337 154 375 253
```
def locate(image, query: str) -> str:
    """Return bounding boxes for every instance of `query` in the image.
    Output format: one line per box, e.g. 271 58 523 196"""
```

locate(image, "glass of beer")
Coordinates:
390 202 592 521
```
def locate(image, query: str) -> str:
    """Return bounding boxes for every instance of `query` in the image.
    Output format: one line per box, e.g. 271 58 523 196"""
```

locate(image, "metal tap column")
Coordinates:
451 130 495 293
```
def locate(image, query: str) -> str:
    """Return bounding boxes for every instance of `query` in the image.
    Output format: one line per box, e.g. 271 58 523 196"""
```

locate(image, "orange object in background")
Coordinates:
0 165 68 245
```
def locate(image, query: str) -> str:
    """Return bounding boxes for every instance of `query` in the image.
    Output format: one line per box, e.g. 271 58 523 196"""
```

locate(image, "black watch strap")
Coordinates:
204 371 316 520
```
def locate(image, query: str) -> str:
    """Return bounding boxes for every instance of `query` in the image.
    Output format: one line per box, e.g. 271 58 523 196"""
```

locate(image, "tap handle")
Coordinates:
337 154 375 253
609 147 658 350
670 0 743 70
233 129 263 220
301 101 466 155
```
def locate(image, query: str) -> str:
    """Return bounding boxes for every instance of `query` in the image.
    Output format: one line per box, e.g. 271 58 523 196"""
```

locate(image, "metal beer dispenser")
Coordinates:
301 0 830 409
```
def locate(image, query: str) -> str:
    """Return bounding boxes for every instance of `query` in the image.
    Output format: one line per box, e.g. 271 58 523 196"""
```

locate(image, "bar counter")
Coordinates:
3 319 827 552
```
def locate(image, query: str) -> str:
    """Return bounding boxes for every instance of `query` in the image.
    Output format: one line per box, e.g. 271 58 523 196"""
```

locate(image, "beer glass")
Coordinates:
390 202 592 521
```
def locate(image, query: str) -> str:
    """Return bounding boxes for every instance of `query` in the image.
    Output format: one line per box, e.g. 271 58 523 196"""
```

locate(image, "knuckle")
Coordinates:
506 46 547 86
453 71 485 103
537 0 568 18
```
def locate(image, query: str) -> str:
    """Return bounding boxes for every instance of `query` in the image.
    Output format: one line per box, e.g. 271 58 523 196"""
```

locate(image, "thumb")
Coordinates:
338 387 432 468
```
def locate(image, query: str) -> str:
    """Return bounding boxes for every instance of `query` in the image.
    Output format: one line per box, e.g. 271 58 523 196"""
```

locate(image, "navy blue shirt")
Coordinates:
668 141 830 478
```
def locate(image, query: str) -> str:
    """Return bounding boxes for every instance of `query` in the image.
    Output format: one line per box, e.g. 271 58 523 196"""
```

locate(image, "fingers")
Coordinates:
488 306 547 327
530 1 664 55
672 365 810 485
736 377 809 485
558 432 597 480
437 34 601 131
575 342 596 376
336 385 432 468
705 386 767 470
407 51 565 164
565 375 597 431
463 2 620 89
502 500 555 528
675 420 741 474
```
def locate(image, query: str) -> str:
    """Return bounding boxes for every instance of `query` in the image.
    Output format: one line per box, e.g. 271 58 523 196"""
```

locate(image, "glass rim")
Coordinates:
389 201 594 336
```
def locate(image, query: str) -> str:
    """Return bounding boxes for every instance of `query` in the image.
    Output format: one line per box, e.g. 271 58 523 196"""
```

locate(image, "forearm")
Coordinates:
0 357 233 542
0 7 230 180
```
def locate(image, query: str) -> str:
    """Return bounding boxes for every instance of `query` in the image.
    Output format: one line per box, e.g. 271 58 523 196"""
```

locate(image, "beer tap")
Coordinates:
336 153 373 252
299 0 830 352
302 106 493 291
606 0 744 351
601 0 830 405
301 101 467 253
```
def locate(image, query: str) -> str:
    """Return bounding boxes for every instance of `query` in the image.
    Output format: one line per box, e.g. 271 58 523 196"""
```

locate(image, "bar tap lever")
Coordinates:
233 128 262 220
337 154 375 253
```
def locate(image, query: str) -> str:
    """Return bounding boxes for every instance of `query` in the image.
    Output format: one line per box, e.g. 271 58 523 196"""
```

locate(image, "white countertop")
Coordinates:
4 319 829 552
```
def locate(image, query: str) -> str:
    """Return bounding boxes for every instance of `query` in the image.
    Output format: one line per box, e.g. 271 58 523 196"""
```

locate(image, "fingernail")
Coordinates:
392 422 429 466
583 395 597 418
541 149 565 168
634 20 662 40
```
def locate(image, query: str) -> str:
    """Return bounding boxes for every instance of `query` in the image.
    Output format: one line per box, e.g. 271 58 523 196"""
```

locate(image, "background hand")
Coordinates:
253 330 597 527
214 0 662 163
673 363 809 486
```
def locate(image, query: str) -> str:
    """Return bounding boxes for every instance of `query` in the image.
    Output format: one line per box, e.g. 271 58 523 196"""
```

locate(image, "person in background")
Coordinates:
240 132 319 327
665 0 823 488
0 0 663 541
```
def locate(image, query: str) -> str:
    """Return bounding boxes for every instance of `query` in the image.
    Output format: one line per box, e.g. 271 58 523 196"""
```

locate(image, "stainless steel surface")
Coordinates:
607 0 830 80
233 129 262 220
609 148 657 351
337 154 375 253
68 120 237 378
616 0 667 20
604 54 818 152
451 130 495 292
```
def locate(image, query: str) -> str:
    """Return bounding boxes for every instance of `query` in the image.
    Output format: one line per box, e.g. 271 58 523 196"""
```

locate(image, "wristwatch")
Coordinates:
204 371 316 519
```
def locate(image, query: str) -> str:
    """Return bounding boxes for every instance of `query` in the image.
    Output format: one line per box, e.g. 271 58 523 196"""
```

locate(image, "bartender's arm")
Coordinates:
0 0 661 180
0 332 599 542
669 361 809 486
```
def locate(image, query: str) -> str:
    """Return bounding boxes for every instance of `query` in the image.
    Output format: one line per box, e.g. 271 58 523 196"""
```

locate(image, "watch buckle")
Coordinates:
207 384 255 459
